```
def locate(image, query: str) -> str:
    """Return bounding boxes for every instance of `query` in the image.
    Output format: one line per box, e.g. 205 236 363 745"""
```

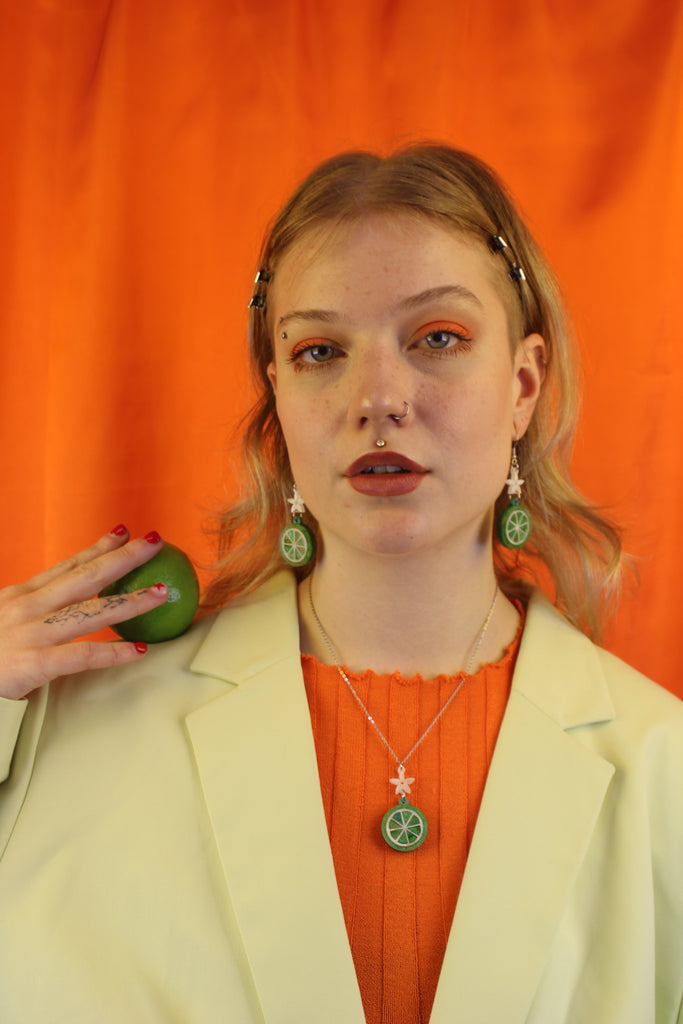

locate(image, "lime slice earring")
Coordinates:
279 485 316 566
496 443 532 549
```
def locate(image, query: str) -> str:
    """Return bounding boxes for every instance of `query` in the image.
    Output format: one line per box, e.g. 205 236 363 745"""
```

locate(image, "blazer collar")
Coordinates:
186 571 365 1022
431 592 616 1021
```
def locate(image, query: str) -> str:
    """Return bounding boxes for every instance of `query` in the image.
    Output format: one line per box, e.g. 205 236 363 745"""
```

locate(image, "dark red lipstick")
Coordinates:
344 452 428 496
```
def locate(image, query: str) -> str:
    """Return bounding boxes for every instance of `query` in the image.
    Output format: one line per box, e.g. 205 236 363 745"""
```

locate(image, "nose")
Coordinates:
347 347 411 436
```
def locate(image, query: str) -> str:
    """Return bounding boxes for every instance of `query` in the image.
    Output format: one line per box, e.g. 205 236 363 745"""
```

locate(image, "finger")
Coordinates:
24 532 165 620
6 525 132 598
2 638 151 701
38 584 170 645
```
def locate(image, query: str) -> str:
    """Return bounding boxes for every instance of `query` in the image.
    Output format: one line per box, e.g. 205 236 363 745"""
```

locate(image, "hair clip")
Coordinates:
248 268 271 309
488 234 526 287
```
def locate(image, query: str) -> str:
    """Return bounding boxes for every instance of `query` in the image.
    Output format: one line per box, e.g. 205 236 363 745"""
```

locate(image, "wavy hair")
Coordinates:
203 144 623 638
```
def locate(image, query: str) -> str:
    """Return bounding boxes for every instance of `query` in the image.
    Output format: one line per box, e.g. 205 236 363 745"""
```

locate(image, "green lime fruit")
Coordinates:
100 541 200 643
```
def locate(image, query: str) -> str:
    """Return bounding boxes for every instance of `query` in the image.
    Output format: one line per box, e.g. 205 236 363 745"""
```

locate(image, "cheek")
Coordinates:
276 398 320 481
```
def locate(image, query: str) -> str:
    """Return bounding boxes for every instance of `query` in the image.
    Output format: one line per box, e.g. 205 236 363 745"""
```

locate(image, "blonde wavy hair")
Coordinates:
203 143 622 638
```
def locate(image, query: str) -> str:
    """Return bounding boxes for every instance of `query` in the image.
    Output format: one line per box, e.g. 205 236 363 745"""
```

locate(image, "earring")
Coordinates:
496 444 532 549
279 485 316 566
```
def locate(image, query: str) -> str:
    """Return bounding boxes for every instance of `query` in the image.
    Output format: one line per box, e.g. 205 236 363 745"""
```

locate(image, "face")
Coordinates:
267 214 544 564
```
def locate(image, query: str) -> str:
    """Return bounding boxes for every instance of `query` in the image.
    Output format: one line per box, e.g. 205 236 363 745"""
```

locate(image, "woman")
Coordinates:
1 146 682 1024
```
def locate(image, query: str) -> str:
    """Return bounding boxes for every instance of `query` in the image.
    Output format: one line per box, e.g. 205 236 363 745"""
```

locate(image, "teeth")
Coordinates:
361 465 408 474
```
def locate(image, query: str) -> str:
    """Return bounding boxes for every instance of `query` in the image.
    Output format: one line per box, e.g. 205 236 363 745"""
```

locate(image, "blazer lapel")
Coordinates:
185 573 365 1023
431 595 616 1024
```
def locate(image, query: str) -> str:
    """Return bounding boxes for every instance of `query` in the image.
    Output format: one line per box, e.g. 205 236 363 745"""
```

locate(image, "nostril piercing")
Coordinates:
389 397 411 417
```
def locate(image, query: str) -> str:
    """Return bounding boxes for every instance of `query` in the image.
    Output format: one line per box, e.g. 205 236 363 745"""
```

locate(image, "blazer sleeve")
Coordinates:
0 698 27 783
0 688 48 857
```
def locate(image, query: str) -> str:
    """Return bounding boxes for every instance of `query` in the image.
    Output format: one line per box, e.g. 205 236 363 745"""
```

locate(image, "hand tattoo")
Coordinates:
44 594 128 625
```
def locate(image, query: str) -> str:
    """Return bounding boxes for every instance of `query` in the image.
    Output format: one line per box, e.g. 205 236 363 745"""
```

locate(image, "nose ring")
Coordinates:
389 402 409 422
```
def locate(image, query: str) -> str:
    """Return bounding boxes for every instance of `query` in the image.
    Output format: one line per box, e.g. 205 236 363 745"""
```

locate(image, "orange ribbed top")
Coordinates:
302 612 523 1024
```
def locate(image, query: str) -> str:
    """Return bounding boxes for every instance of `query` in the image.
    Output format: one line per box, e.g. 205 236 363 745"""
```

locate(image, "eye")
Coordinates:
301 344 336 362
425 329 458 349
411 321 473 353
286 340 343 370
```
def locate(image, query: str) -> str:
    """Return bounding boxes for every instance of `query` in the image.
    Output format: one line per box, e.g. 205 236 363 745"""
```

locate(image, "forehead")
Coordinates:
269 213 514 328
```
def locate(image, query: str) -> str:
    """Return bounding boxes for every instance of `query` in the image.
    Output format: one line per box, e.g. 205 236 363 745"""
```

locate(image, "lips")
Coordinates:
344 452 428 496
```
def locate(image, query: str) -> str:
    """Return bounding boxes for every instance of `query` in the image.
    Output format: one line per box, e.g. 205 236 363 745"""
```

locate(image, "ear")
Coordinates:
512 333 547 437
266 361 277 392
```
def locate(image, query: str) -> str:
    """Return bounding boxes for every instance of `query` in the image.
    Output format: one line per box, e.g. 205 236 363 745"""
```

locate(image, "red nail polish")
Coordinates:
144 531 162 544
151 583 167 593
110 524 128 536
134 642 148 654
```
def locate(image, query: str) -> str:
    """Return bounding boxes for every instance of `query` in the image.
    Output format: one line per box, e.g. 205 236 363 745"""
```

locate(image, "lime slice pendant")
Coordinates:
497 497 532 549
279 517 316 566
381 798 428 851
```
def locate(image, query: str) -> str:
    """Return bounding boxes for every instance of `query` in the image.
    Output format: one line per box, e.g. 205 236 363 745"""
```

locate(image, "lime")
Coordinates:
100 541 200 643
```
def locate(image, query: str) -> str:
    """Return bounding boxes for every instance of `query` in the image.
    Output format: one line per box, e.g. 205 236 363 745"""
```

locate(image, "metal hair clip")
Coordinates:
248 268 271 309
488 234 527 287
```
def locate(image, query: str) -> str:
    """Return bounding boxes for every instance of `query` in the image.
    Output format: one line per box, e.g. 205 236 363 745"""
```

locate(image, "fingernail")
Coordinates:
144 531 162 544
134 642 148 654
151 583 167 594
110 523 128 536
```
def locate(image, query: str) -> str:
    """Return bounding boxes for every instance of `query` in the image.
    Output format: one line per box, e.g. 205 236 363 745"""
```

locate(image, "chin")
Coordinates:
352 518 433 557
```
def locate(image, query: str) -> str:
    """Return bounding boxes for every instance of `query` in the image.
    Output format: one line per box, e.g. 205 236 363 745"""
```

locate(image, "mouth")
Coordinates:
344 452 428 496
344 452 428 477
360 465 410 475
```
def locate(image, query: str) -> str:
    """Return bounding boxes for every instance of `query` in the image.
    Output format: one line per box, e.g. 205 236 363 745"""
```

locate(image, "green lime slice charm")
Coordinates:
381 798 428 852
279 517 316 566
497 499 532 549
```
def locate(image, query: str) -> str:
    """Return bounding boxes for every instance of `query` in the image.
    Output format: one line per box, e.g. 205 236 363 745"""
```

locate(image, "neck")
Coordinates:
298 542 521 679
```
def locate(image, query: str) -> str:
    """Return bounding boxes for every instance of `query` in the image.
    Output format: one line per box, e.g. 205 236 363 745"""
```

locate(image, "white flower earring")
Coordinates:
279 485 316 566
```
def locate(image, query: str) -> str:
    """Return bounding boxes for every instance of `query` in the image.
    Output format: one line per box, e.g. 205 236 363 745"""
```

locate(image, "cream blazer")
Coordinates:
1 571 682 1024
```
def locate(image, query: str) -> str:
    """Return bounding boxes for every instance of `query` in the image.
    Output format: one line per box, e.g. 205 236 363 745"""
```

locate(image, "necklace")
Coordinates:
307 576 498 852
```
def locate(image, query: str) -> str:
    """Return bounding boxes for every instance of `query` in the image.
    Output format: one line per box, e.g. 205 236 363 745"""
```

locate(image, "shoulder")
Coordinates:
520 590 683 711
6 571 300 783
0 571 302 856
517 590 683 768
52 569 300 709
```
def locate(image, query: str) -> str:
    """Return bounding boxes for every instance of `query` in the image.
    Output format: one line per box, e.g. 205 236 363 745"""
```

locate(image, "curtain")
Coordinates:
1 0 682 696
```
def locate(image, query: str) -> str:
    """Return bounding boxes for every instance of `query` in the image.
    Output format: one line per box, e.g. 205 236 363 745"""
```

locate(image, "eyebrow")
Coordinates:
277 284 482 330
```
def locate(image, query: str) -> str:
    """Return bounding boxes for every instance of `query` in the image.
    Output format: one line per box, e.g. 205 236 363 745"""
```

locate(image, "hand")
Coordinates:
0 526 172 699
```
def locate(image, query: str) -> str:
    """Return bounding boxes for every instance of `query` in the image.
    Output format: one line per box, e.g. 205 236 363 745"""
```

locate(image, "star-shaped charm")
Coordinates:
506 463 524 498
287 485 306 517
390 763 415 798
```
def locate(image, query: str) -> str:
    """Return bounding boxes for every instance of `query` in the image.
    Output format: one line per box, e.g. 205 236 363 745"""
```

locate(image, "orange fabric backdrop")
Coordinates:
1 0 682 695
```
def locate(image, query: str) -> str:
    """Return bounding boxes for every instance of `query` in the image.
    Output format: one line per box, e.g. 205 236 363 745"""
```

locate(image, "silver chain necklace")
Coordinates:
307 576 498 852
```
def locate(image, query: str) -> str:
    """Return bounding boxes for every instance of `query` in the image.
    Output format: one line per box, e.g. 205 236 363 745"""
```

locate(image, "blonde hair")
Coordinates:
203 144 622 638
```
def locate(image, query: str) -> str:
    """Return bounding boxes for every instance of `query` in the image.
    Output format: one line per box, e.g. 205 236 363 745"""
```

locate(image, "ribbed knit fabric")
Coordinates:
302 611 523 1024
